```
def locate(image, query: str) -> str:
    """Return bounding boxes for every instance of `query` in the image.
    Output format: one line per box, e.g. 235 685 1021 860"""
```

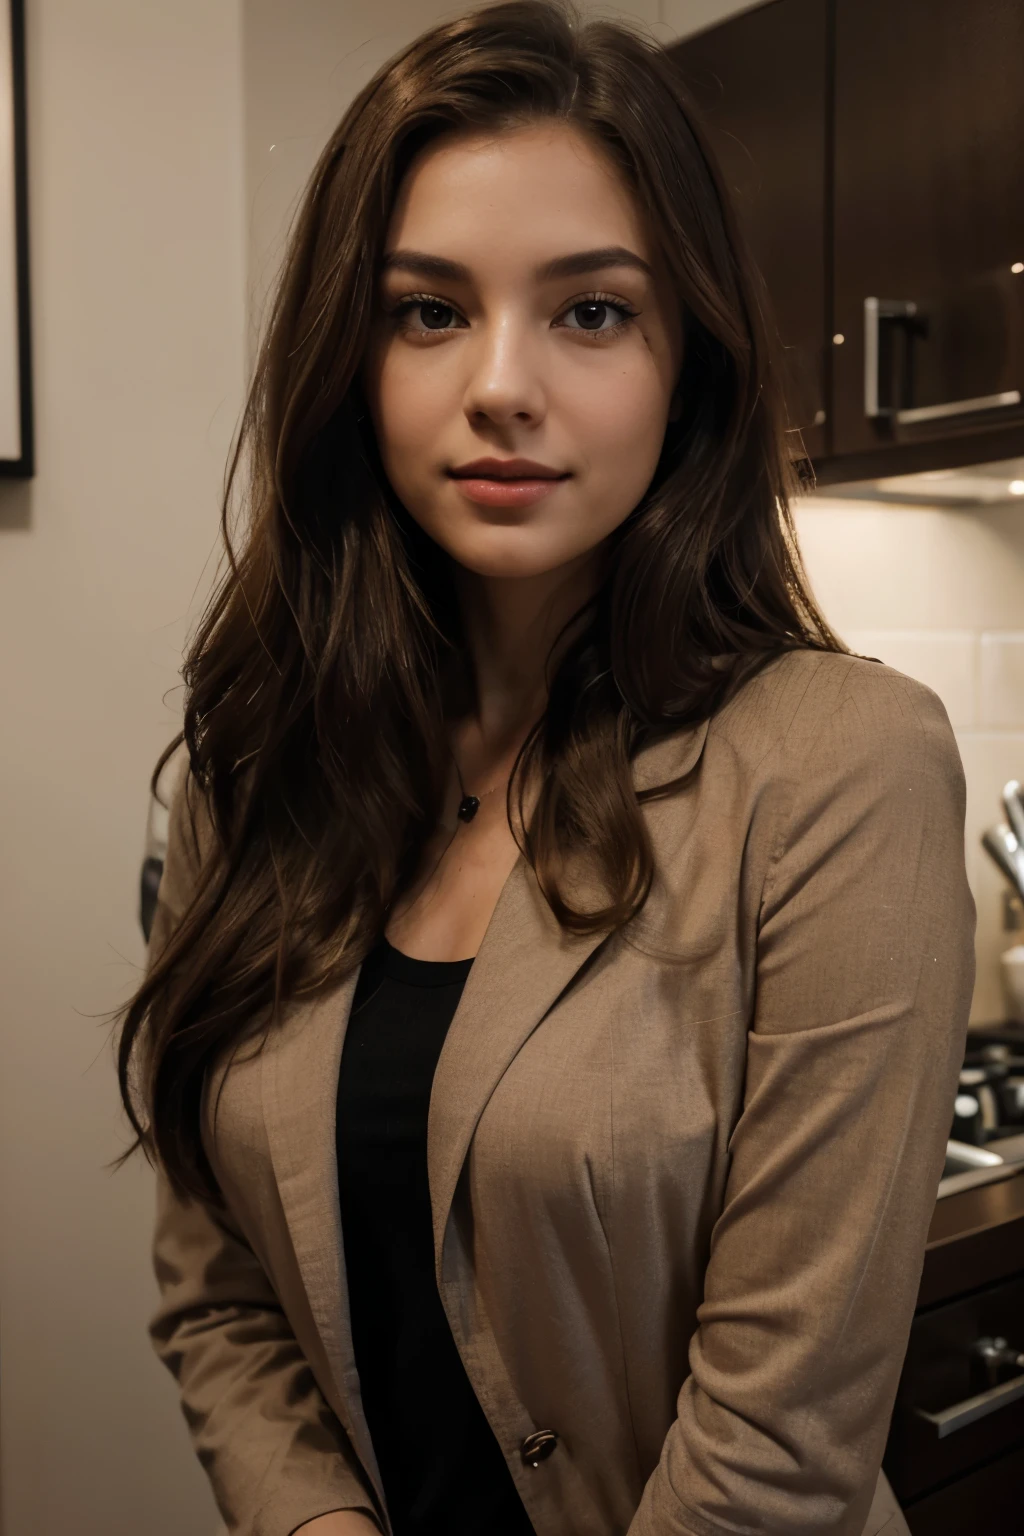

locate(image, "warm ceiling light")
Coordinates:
1009 480 1024 495
1013 262 1024 274
832 333 845 345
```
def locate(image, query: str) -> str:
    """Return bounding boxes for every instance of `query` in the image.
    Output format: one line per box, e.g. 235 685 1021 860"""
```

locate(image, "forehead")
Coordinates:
382 122 654 278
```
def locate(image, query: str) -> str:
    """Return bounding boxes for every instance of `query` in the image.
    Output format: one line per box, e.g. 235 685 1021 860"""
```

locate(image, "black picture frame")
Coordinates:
0 0 32 477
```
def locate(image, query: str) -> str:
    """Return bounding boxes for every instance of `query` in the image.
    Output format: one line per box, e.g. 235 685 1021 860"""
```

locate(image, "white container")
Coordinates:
1000 944 1024 1024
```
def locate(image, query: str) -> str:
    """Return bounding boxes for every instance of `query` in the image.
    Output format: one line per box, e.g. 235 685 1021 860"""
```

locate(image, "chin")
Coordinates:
443 527 585 581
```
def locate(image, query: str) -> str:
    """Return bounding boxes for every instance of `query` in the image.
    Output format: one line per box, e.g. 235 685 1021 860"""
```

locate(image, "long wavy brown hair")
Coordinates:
114 0 844 1206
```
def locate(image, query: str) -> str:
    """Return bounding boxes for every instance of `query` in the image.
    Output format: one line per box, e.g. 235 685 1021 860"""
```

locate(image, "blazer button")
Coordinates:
520 1429 559 1467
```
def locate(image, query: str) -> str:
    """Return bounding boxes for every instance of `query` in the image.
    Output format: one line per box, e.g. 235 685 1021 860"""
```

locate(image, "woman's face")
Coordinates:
361 121 684 581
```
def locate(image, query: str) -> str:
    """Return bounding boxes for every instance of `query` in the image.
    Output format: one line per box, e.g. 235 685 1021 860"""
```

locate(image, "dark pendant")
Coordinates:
457 794 480 823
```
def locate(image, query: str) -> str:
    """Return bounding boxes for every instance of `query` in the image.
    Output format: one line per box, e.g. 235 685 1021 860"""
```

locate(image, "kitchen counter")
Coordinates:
921 1163 1024 1307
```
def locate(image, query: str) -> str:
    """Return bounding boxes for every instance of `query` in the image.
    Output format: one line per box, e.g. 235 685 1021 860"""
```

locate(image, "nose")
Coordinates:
461 314 547 428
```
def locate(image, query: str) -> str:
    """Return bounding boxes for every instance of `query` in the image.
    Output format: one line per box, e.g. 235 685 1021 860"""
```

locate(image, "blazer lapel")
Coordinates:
427 717 711 1277
259 968 390 1511
425 852 609 1276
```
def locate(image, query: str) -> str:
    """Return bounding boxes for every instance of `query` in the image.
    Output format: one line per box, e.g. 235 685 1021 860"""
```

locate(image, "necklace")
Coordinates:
383 741 511 923
452 751 507 823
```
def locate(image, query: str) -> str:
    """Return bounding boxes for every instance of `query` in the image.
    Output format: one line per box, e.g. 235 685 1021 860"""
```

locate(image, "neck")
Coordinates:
452 545 605 749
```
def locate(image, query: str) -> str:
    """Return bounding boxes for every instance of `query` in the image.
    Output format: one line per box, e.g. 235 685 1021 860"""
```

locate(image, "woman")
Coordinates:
116 3 976 1534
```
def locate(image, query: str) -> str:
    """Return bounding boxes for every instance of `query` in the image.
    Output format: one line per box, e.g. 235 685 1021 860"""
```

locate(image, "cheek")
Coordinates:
572 360 672 505
372 359 444 490
581 351 670 443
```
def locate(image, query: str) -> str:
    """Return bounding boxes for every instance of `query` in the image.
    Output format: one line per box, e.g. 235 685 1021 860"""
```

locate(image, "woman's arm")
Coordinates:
145 774 383 1536
627 661 976 1536
150 1164 383 1536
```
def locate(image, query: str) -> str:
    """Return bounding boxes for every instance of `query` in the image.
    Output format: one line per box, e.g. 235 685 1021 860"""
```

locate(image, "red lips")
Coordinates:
448 457 569 480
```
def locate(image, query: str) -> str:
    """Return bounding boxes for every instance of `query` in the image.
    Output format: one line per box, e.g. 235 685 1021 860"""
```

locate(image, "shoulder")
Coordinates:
709 647 963 790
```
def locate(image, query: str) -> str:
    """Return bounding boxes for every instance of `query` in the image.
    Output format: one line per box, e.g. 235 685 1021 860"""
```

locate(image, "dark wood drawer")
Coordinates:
884 1272 1024 1506
901 1442 1024 1536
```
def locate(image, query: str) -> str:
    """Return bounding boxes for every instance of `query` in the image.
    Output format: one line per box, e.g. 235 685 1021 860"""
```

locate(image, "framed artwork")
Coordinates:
0 0 31 476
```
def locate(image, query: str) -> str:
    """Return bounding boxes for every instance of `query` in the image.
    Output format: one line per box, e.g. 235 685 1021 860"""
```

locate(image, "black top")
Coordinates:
336 936 535 1536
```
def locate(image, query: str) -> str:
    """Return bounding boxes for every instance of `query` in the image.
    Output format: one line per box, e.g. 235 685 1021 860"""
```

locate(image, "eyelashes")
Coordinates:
385 290 640 343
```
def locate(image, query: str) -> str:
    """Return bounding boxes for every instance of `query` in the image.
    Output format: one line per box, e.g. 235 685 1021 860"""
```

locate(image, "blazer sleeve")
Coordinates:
627 662 976 1536
145 770 383 1536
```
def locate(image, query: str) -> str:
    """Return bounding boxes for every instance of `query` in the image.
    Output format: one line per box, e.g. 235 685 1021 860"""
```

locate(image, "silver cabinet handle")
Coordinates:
895 390 1021 425
864 297 917 419
863 296 1021 424
913 1372 1024 1438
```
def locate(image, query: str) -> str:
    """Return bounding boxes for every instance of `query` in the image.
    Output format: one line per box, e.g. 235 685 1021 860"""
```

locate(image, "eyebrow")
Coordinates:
378 245 655 284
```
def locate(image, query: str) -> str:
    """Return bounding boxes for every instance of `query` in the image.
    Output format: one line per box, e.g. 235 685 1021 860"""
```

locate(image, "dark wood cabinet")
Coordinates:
667 0 829 464
832 0 1024 469
669 0 1024 486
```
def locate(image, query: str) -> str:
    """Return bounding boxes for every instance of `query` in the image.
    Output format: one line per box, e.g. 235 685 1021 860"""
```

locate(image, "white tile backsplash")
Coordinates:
794 497 1024 631
795 492 1024 1024
980 633 1024 729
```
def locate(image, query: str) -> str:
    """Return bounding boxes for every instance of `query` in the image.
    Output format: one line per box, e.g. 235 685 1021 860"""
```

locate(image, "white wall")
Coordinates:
661 0 761 36
0 3 245 1533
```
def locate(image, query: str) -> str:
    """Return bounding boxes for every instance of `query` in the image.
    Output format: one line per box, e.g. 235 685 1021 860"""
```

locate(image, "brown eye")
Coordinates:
417 300 456 330
557 293 637 339
573 301 612 330
389 295 463 334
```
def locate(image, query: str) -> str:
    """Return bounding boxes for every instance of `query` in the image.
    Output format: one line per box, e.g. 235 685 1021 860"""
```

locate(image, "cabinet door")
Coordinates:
831 0 1024 465
669 0 828 465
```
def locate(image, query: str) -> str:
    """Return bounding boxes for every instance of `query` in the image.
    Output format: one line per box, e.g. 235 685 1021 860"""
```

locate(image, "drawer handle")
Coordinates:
913 1372 1024 1438
862 296 1021 424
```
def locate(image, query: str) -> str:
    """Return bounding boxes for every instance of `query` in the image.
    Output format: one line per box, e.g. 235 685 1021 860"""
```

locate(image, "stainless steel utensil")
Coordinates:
1003 780 1024 850
1002 824 1024 895
982 823 1024 901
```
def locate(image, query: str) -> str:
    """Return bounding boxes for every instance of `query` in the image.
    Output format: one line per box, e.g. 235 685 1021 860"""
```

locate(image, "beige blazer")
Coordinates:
147 649 975 1536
